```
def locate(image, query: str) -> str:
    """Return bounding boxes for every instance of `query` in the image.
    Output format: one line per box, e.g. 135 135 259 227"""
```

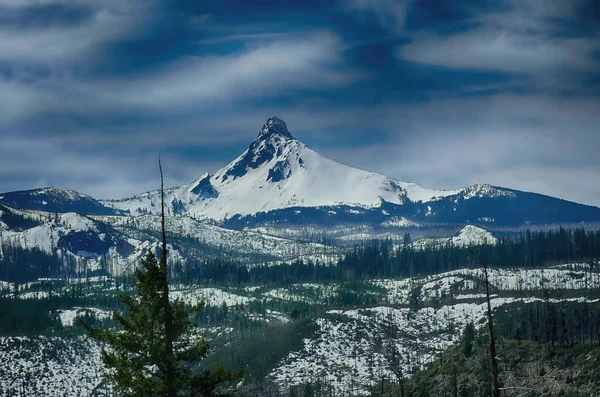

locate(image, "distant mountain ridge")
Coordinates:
0 187 123 216
2 117 600 228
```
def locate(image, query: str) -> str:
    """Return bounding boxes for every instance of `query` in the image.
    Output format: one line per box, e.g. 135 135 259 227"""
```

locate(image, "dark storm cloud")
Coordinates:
0 0 598 206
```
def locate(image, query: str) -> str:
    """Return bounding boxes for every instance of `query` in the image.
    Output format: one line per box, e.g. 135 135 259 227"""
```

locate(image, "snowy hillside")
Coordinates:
98 214 340 265
3 263 598 396
450 225 498 247
409 225 498 250
0 211 134 265
0 187 122 215
0 336 105 397
0 206 341 279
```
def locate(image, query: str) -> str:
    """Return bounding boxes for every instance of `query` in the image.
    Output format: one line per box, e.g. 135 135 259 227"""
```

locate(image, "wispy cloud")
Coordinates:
112 31 360 108
0 1 148 65
0 30 361 122
396 0 600 90
345 0 413 31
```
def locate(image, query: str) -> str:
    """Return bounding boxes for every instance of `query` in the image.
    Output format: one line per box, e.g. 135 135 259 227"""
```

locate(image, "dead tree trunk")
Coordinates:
159 156 177 397
469 248 500 397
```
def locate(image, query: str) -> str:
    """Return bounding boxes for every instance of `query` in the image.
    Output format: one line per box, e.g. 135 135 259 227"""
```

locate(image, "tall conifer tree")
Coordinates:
83 158 235 396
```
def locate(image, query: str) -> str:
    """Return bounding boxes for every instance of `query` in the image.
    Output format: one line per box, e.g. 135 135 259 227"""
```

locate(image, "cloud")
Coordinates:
0 1 148 65
1 0 598 209
111 31 360 108
345 0 412 31
0 30 360 122
396 0 600 87
307 93 600 206
398 32 600 74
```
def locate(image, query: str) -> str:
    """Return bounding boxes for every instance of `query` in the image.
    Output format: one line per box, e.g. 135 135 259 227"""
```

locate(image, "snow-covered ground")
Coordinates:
0 206 344 279
0 336 104 397
409 225 498 250
264 283 339 304
170 287 253 307
269 295 598 395
372 265 600 305
451 225 498 247
1 212 97 253
57 307 113 327
2 262 599 396
99 213 340 266
269 302 483 394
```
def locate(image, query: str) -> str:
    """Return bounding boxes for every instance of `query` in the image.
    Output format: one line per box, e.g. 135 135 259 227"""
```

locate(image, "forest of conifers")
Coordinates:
2 227 599 285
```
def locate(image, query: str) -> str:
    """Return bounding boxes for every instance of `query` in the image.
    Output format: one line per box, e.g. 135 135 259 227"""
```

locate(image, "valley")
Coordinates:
2 260 600 396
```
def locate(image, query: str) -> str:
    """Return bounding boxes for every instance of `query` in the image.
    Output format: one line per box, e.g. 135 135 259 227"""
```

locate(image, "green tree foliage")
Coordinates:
83 160 236 396
84 251 235 396
462 322 475 358
0 242 63 283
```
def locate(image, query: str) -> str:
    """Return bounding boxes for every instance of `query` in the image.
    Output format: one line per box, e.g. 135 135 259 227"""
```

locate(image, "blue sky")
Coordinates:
1 0 599 205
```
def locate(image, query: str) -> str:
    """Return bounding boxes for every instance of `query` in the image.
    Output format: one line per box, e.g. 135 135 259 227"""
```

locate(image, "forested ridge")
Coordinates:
3 227 599 285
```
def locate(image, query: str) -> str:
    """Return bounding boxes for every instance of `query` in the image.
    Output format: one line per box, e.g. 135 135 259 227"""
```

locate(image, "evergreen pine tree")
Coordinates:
83 158 237 396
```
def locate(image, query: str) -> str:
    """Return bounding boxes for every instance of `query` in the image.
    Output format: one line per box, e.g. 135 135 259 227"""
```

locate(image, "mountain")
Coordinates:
1 118 599 228
102 116 600 228
104 117 461 219
0 205 339 281
450 225 498 247
0 187 123 216
410 225 498 250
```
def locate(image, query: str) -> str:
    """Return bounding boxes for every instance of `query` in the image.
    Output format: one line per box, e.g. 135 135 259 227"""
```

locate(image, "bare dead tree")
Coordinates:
469 247 500 397
159 155 177 397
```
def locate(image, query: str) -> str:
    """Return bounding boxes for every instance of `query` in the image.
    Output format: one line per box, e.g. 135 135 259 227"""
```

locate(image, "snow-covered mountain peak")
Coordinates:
0 187 122 215
103 117 472 220
96 117 600 225
461 184 516 200
218 117 298 183
258 116 293 141
451 225 498 247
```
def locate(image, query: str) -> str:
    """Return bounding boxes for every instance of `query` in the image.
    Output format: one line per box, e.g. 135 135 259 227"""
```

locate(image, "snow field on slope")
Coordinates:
0 336 104 397
371 265 600 305
263 283 339 304
269 303 484 394
408 225 498 250
269 295 598 395
57 307 113 327
170 287 253 307
102 214 336 264
451 225 498 247
1 212 96 253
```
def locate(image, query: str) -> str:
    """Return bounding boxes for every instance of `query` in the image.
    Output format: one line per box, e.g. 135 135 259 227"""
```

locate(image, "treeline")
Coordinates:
0 291 122 335
168 227 600 285
341 227 600 279
0 243 64 283
3 227 600 286
494 298 600 348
